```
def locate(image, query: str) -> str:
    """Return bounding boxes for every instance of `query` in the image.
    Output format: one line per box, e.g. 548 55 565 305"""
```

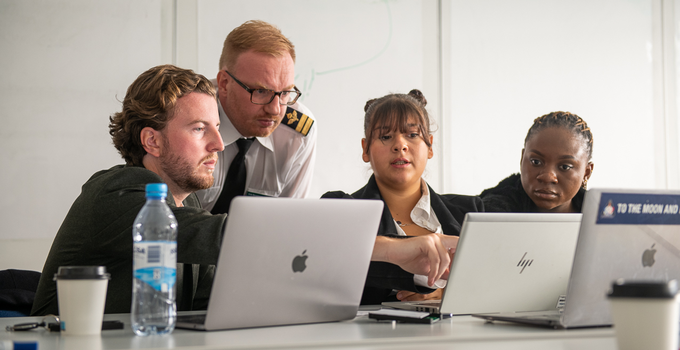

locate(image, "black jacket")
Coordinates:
32 165 226 315
323 175 483 305
479 173 586 213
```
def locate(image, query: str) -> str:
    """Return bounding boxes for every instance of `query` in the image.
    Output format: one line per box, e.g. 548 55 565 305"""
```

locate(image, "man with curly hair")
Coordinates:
32 65 226 315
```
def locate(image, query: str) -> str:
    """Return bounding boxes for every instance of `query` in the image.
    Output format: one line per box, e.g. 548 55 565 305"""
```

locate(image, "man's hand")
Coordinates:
396 288 443 301
372 234 459 287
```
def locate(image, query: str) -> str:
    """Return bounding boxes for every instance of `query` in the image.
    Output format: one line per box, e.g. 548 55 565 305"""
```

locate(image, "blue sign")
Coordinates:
597 192 680 225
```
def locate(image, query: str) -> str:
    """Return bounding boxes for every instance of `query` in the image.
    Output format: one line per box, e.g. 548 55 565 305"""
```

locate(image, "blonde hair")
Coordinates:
218 20 296 71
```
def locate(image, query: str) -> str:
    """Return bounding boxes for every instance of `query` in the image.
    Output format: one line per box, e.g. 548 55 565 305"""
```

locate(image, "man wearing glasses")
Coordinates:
191 20 453 303
196 20 316 214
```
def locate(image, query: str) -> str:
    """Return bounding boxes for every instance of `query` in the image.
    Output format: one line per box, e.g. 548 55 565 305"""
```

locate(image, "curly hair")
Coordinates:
219 20 296 71
524 111 594 160
108 64 216 166
363 89 432 153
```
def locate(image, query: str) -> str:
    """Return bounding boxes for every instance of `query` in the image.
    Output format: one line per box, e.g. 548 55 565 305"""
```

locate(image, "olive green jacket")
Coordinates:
31 165 227 315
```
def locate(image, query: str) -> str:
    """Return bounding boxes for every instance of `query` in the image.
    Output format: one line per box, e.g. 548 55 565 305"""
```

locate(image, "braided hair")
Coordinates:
524 111 594 161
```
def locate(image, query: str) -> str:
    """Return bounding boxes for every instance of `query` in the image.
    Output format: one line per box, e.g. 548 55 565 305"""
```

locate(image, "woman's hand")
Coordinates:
396 288 443 301
372 234 459 286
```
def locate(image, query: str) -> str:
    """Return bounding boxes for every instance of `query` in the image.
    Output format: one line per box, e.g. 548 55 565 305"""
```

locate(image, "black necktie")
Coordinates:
211 138 255 215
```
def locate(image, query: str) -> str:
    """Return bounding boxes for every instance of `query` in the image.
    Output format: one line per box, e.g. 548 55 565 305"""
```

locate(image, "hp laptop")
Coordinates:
383 212 582 315
176 196 383 331
473 188 680 328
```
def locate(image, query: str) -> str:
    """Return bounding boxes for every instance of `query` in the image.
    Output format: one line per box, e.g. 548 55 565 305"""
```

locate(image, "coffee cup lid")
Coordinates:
608 279 678 299
53 266 111 280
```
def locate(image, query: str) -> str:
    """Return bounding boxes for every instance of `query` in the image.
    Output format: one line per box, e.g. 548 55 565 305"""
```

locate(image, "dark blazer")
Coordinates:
479 173 586 213
323 175 484 305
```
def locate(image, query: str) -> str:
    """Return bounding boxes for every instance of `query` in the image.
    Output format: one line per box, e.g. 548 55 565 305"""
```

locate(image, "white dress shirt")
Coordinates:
394 179 447 289
195 96 317 211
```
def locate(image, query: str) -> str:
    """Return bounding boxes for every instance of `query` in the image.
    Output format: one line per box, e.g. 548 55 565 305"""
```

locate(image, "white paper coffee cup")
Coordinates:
54 266 110 336
608 279 679 350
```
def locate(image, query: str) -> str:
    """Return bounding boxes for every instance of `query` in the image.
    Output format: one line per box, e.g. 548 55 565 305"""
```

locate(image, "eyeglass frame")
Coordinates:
224 70 301 106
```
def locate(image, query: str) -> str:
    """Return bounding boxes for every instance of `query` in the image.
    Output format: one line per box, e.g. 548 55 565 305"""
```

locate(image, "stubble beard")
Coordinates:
159 149 216 193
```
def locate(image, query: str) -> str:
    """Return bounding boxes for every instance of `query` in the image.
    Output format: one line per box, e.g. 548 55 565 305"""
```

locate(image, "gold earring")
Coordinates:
582 178 588 189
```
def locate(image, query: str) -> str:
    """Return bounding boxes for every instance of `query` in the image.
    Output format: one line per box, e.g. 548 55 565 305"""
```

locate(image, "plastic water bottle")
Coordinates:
131 183 177 336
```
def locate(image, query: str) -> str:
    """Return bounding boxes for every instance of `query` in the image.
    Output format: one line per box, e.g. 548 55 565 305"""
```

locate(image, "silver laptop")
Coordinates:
473 188 680 328
383 212 582 315
176 196 383 331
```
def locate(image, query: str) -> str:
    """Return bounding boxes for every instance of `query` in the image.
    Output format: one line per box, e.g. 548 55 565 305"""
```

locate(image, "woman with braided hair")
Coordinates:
323 89 483 304
480 111 594 213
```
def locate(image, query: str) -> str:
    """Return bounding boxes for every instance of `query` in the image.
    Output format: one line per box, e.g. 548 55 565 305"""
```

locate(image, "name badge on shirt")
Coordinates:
246 190 273 197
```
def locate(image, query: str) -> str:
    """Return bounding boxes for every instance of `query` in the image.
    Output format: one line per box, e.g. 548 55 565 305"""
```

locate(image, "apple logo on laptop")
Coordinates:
292 250 308 273
642 244 656 267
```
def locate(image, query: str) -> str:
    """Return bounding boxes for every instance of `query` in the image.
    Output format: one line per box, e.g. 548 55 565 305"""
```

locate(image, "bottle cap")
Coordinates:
53 266 111 281
145 183 168 198
608 279 678 299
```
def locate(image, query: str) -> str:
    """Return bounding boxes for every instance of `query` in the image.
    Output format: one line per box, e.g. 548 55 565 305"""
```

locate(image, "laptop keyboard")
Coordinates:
176 314 206 324
410 300 440 306
519 314 561 320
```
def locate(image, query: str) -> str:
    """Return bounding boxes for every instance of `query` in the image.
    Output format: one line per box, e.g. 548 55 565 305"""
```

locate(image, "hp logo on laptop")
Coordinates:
517 252 533 274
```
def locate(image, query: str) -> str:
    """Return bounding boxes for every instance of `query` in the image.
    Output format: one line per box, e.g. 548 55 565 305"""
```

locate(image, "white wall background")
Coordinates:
446 0 658 194
193 0 441 197
1 0 678 270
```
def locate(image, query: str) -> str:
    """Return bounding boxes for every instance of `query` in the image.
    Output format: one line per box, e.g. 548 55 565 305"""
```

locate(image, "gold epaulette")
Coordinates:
282 107 314 136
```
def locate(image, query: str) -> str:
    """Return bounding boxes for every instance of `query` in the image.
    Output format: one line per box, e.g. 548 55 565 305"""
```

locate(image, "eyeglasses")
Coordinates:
224 70 301 106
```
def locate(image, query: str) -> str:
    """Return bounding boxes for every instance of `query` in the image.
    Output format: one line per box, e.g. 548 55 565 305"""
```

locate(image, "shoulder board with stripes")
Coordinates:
282 107 314 136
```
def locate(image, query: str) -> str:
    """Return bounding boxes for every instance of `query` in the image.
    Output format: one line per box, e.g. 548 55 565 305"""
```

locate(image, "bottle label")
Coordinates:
133 241 177 291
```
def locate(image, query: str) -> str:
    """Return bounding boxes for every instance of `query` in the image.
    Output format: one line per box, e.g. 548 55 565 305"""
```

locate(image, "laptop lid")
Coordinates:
442 212 581 315
384 213 581 315
181 196 383 331
561 188 680 328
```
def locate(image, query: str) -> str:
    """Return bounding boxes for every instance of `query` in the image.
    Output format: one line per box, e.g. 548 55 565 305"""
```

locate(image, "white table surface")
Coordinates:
0 311 618 350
